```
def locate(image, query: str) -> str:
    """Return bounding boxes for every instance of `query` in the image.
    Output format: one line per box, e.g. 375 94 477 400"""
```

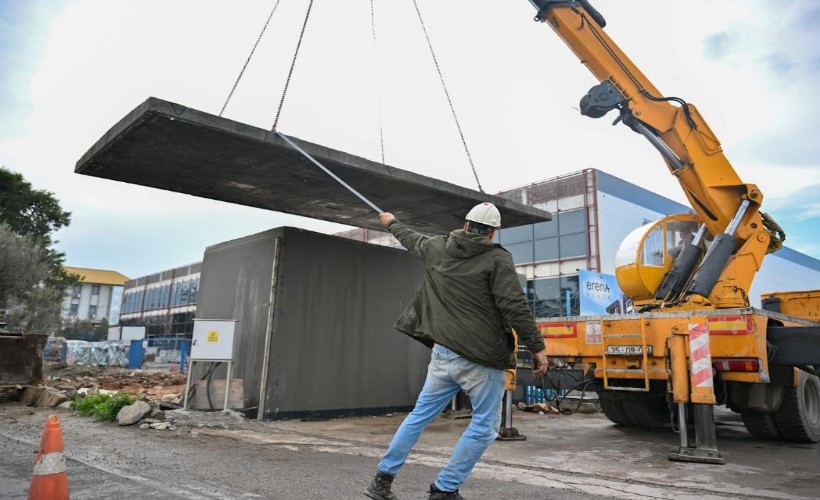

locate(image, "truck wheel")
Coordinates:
598 393 632 426
772 371 820 443
740 410 782 440
621 393 668 427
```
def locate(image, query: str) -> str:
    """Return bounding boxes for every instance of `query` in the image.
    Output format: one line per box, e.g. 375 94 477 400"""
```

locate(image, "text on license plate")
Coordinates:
606 345 653 356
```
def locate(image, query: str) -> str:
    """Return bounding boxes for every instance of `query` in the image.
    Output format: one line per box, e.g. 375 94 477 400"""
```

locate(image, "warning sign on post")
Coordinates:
207 331 219 343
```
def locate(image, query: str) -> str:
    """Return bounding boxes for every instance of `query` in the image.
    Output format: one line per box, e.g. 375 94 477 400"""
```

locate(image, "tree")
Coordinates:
0 167 78 334
0 167 75 289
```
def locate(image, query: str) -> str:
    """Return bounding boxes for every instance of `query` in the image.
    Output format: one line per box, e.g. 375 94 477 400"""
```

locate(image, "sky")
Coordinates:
1 0 818 279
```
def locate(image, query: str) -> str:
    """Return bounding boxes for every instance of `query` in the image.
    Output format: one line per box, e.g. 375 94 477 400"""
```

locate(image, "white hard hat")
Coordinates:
465 202 501 228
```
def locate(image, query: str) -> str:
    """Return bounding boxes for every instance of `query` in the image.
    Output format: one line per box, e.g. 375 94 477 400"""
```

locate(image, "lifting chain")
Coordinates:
272 0 315 130
371 0 386 164
220 0 284 117
410 0 484 193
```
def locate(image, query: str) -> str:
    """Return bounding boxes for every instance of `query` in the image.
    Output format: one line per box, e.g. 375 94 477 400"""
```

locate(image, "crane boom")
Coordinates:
527 0 784 308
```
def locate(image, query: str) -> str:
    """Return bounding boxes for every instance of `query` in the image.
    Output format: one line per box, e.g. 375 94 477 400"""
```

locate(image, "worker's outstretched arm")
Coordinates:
489 252 548 375
380 212 430 258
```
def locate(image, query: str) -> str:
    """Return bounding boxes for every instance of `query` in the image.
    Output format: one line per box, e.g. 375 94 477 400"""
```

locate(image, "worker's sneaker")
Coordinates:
364 471 397 500
428 483 464 499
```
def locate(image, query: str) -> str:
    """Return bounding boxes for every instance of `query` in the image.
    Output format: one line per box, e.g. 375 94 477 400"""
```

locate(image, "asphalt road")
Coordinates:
0 404 601 500
2 401 818 500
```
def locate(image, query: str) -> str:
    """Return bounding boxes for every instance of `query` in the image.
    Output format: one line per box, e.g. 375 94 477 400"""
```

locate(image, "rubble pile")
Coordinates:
44 364 186 404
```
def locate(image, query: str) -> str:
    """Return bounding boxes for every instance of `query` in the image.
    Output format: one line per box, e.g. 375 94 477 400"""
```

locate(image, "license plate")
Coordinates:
606 345 653 356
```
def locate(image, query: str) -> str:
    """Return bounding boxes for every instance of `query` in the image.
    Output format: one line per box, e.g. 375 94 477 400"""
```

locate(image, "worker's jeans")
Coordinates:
378 343 505 492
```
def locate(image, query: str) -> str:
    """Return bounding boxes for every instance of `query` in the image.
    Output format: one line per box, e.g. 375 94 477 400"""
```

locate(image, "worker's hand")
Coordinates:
532 350 549 377
379 212 396 227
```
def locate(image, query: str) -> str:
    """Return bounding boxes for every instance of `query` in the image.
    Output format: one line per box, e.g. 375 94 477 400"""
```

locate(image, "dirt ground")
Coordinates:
43 364 187 402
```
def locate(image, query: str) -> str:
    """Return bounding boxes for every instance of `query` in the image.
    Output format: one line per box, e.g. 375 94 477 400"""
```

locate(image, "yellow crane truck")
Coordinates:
519 1 820 464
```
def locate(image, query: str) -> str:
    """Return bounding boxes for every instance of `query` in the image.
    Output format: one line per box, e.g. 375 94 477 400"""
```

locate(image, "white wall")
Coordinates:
595 191 820 306
595 191 673 275
751 253 820 307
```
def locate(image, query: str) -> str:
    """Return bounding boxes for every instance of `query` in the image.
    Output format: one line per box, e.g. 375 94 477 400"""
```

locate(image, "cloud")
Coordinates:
2 0 819 276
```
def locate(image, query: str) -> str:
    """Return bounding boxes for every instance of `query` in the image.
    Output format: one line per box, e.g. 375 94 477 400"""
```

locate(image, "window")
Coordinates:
70 304 79 315
527 275 580 318
534 221 557 239
559 233 587 258
505 241 534 264
641 227 665 266
558 210 586 235
499 224 533 245
88 305 97 318
91 285 101 296
534 238 559 261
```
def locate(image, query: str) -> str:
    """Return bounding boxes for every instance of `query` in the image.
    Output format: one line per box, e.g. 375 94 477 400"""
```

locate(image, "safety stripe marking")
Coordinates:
539 322 577 338
689 323 713 388
32 451 66 476
708 315 753 335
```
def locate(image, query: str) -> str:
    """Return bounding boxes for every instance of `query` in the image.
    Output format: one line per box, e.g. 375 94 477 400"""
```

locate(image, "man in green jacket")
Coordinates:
365 202 548 500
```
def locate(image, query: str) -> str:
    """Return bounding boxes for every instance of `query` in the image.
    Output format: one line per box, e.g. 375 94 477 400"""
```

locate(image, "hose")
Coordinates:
537 367 597 415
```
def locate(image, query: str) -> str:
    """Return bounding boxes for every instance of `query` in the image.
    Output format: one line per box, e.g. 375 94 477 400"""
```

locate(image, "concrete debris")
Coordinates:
518 403 560 414
44 365 186 405
20 386 69 408
166 408 246 429
160 393 182 405
117 400 151 426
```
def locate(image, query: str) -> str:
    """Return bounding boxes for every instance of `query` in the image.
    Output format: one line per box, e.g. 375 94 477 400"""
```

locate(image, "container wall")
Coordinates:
263 227 428 420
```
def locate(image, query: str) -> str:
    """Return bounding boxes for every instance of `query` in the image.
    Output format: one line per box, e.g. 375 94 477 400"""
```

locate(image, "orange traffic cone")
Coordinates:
28 414 69 500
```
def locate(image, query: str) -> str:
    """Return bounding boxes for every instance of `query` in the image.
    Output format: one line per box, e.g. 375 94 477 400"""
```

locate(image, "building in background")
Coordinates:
337 168 820 317
61 266 129 328
119 262 201 338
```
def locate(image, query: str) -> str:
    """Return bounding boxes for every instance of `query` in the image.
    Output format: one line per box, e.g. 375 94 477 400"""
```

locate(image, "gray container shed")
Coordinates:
195 226 430 420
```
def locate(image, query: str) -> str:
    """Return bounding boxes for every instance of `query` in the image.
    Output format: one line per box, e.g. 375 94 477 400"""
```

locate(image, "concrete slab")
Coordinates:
76 97 551 234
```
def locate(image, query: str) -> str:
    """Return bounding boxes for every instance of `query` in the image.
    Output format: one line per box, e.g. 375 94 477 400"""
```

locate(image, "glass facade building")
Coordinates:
335 168 820 315
119 262 201 338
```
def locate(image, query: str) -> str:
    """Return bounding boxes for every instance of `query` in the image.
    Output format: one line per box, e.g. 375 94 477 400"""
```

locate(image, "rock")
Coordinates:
117 401 151 426
57 401 72 410
21 387 69 408
165 408 246 429
139 423 150 430
160 393 182 404
150 422 170 430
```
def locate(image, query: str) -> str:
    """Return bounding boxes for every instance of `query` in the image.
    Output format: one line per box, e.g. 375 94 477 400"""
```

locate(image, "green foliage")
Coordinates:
0 167 77 290
0 167 78 334
70 392 136 422
0 167 70 242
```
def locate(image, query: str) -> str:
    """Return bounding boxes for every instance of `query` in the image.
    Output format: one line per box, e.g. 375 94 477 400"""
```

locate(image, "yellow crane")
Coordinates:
521 0 819 464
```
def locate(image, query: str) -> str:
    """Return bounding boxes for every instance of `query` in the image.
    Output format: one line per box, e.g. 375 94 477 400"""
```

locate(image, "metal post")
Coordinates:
668 323 725 464
497 390 526 441
180 340 187 373
223 361 232 411
257 238 281 421
183 360 194 410
693 404 721 454
677 403 689 449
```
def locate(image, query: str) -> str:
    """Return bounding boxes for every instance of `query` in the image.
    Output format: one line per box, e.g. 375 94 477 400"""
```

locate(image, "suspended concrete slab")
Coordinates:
76 97 551 234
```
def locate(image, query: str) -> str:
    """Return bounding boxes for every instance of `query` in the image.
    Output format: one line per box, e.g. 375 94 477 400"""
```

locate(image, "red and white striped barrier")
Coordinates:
689 323 713 389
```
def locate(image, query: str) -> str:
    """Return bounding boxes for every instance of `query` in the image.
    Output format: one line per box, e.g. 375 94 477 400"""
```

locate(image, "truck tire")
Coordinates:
772 371 820 443
740 410 782 440
598 391 668 427
598 393 632 426
621 393 669 427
